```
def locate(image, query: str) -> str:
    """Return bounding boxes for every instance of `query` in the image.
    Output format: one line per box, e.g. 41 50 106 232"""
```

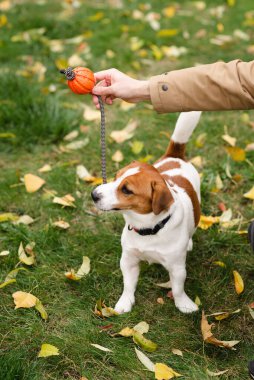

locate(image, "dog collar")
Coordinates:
128 214 171 236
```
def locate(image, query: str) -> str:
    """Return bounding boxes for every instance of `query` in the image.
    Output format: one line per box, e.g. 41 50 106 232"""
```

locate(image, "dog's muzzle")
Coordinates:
91 189 101 203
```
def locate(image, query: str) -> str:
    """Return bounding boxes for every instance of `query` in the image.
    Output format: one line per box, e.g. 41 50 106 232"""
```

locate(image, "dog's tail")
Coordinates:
164 111 202 160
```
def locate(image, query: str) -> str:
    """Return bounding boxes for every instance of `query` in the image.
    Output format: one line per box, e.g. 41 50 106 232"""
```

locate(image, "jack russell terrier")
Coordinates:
91 111 201 314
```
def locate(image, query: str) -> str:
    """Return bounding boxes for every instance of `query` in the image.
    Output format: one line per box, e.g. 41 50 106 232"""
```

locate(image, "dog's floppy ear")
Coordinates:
152 180 173 215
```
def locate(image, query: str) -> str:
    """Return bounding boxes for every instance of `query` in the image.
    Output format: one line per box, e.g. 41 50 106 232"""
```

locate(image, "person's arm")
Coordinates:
92 60 254 112
149 59 254 112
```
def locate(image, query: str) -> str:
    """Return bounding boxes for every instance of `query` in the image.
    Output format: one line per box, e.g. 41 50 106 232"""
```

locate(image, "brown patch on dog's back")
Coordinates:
163 174 200 226
156 160 181 173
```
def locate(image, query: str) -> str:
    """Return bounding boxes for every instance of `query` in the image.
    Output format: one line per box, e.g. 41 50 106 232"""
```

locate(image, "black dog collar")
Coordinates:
128 214 171 236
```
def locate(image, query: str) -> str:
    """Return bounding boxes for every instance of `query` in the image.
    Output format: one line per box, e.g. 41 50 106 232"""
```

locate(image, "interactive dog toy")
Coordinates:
60 67 107 184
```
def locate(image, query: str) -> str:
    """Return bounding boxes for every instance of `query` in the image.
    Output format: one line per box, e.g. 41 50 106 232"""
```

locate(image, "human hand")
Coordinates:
91 68 150 109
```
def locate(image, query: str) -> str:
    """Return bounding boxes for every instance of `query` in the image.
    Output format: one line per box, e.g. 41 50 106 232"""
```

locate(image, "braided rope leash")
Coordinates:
60 67 107 184
97 95 107 184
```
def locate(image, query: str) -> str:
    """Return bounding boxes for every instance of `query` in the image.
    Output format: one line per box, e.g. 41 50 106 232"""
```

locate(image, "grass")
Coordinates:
0 0 254 379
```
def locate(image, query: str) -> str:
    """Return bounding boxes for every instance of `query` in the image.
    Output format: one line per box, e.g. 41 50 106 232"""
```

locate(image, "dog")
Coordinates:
91 111 201 314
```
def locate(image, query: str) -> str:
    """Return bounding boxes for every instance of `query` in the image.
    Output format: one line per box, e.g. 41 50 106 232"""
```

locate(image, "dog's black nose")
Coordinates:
91 189 101 203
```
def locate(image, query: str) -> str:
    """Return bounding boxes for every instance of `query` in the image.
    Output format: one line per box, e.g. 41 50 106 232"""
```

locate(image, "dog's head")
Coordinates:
91 161 174 215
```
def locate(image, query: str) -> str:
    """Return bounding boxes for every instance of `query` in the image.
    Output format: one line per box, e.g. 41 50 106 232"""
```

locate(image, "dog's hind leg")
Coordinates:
114 250 140 314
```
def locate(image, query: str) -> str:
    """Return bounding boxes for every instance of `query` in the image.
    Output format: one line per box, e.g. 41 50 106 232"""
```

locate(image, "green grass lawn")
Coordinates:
0 0 254 379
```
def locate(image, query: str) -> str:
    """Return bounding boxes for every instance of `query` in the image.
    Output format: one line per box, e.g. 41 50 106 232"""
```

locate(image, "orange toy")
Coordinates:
60 67 95 94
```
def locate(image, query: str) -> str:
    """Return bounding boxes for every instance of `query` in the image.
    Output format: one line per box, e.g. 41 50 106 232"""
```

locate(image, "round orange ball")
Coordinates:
60 67 95 95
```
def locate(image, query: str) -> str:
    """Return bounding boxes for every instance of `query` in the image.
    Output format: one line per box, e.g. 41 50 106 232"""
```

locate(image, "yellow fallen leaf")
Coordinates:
35 299 48 320
53 194 76 208
13 291 37 308
157 29 179 38
151 45 163 60
213 261 226 268
38 343 59 358
131 140 144 155
52 220 70 229
118 327 134 337
198 215 220 230
215 174 223 190
195 296 201 306
65 256 90 280
195 133 207 148
222 134 236 146
88 11 104 22
155 363 181 379
0 267 27 288
155 280 172 289
18 242 35 266
112 150 124 162
139 154 154 163
243 186 254 200
133 331 157 352
83 176 103 186
233 270 244 295
225 146 246 161
55 57 68 70
24 174 45 193
163 6 176 18
201 311 240 349
13 291 48 319
0 212 19 223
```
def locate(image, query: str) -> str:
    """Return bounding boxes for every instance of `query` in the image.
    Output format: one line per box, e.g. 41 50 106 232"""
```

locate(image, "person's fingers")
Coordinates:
94 69 116 82
92 94 99 107
105 96 113 105
92 85 114 96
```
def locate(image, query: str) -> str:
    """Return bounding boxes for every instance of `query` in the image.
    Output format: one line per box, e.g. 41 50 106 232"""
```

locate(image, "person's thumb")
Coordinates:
92 85 113 96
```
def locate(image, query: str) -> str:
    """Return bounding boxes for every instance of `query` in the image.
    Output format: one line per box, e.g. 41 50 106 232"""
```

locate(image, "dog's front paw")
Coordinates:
175 293 198 314
114 295 134 314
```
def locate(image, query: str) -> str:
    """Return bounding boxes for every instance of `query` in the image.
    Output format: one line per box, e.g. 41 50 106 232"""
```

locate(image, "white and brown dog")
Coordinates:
91 112 201 314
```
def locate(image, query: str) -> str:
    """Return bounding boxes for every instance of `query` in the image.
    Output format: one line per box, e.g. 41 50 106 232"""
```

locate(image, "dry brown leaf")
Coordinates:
52 220 70 229
189 156 203 168
13 291 37 308
53 194 76 208
24 174 45 193
171 348 183 357
201 311 240 349
110 119 138 143
18 242 35 266
38 164 52 173
222 134 236 146
112 150 124 162
206 369 229 377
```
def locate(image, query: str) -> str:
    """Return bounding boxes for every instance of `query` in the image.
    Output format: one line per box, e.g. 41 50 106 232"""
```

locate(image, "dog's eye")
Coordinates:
121 185 133 195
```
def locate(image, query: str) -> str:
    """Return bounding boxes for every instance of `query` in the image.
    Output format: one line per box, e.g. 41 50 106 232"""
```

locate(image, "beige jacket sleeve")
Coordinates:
149 60 254 112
